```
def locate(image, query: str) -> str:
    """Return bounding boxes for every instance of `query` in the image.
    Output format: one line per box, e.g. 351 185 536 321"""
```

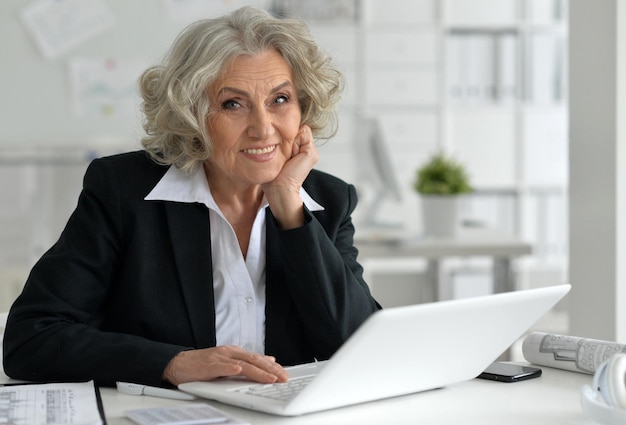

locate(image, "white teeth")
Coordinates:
244 145 275 155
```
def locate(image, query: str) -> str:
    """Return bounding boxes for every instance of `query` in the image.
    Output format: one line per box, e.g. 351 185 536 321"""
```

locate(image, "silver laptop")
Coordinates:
179 284 570 416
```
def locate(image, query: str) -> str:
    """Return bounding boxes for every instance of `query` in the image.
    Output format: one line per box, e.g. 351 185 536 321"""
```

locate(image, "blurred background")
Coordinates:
0 0 570 343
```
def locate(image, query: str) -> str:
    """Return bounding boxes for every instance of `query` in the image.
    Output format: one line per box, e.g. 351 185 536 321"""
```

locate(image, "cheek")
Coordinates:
279 117 301 152
279 142 294 159
207 114 228 137
282 127 301 153
207 116 239 151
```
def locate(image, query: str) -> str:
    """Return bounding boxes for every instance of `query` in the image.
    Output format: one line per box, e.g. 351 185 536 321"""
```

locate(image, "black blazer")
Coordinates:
3 151 380 387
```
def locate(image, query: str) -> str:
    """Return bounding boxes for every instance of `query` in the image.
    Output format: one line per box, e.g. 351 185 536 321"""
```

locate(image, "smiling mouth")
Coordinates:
243 145 277 155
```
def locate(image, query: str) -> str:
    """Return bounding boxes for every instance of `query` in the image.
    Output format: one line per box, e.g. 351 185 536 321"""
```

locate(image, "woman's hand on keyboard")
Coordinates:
162 345 289 386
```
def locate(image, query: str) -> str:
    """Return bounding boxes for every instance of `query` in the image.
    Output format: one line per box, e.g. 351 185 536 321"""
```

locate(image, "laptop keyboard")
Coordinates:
231 374 315 402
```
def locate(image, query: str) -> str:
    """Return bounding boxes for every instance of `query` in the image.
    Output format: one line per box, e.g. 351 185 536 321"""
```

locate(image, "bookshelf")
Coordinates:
440 0 569 286
308 0 569 296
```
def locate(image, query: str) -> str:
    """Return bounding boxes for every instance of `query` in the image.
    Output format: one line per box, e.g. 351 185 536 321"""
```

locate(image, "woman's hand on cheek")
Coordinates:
262 125 318 229
280 124 319 188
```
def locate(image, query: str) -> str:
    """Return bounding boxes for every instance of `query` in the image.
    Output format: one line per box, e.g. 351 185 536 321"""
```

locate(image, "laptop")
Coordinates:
179 284 570 416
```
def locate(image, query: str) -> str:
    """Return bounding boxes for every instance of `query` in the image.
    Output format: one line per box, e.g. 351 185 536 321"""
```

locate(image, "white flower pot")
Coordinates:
420 195 462 238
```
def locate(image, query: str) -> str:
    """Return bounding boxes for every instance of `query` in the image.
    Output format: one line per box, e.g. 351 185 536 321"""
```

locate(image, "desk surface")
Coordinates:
0 362 596 424
30 365 590 425
355 228 532 259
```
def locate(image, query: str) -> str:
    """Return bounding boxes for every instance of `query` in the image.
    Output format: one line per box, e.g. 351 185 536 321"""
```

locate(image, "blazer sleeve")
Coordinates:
266 176 381 361
2 157 188 387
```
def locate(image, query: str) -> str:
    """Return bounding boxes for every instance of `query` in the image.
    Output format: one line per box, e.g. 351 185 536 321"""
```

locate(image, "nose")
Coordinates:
247 106 275 140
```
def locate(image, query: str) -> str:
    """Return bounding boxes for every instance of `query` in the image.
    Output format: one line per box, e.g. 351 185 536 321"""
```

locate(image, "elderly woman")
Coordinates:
2 6 380 388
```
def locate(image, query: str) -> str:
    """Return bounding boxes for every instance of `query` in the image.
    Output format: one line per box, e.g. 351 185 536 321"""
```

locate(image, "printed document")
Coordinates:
523 332 626 374
0 380 104 425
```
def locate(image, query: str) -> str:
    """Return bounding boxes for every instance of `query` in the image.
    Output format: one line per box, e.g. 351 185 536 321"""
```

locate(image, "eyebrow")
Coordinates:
217 81 293 98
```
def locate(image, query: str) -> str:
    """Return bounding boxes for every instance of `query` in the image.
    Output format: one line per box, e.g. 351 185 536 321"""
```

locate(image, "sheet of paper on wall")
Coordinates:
162 0 242 22
20 0 115 59
0 380 105 425
269 0 358 21
69 58 148 117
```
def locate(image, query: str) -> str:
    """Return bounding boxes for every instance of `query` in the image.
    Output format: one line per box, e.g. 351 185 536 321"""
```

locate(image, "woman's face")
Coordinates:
205 48 302 190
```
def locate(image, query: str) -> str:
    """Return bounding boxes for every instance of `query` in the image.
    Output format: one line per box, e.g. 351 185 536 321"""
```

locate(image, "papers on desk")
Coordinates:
0 380 104 425
125 403 249 425
523 332 626 374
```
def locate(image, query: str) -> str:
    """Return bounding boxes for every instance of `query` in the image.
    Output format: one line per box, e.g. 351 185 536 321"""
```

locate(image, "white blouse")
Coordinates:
144 163 323 354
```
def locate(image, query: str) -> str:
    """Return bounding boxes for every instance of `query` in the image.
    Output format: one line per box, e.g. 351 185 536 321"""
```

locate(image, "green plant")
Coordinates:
413 152 473 195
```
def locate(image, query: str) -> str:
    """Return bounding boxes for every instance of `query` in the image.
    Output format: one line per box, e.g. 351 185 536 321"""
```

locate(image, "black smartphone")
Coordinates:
477 362 542 382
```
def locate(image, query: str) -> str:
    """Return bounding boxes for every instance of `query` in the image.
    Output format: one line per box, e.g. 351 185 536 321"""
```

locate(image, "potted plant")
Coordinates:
413 152 472 237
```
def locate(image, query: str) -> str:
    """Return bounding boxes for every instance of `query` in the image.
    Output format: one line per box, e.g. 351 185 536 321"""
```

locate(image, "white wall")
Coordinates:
0 0 267 147
568 0 626 341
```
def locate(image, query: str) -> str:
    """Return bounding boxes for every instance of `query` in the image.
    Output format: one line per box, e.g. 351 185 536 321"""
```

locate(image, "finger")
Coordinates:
296 125 313 147
292 126 309 157
237 354 289 383
242 354 289 381
290 127 318 169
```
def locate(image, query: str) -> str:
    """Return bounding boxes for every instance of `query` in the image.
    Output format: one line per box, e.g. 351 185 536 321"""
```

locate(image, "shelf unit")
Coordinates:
439 0 569 283
307 0 569 294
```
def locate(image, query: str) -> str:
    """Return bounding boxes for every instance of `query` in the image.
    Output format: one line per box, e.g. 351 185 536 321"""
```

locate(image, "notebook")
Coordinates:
179 284 570 416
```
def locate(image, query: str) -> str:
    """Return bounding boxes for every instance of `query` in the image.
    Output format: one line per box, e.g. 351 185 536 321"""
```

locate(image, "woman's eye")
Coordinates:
222 100 241 110
274 95 289 105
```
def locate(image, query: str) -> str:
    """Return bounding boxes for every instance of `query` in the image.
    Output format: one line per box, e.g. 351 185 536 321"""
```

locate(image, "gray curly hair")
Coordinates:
139 6 344 172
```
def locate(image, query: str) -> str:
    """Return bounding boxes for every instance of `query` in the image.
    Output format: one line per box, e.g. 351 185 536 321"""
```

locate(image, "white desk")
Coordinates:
356 228 533 300
58 365 594 425
0 330 596 425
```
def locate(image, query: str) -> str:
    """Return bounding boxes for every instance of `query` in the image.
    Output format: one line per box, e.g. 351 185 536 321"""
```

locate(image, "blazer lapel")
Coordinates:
164 202 216 348
163 205 292 353
264 209 291 355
